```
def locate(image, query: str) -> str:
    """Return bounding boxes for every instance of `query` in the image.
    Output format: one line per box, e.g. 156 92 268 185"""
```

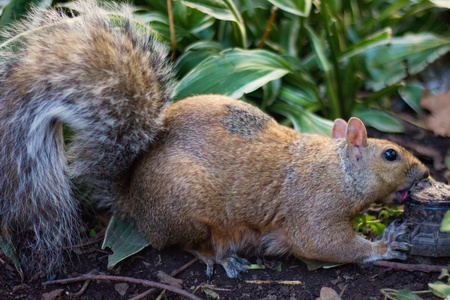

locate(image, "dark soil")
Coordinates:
1 121 449 300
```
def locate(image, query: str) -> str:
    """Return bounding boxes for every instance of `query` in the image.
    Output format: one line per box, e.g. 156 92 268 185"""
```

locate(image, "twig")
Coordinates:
373 260 450 272
43 274 202 300
167 0 176 60
67 279 91 297
171 257 199 277
258 6 278 49
129 257 200 300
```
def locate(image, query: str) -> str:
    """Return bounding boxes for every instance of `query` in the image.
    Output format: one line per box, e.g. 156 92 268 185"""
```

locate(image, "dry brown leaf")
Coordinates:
114 283 129 296
156 270 183 289
41 289 64 300
420 92 450 136
316 287 341 300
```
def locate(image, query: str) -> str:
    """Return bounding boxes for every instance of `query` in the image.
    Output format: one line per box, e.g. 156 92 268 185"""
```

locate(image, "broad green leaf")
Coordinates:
175 41 223 77
279 17 300 56
101 215 150 270
271 102 333 135
441 211 450 233
0 232 23 280
398 83 424 113
138 9 213 43
365 83 405 106
262 78 281 109
278 85 318 108
180 0 246 47
353 108 405 133
267 0 311 17
366 33 450 90
180 0 236 21
429 281 450 298
174 49 291 100
171 0 215 34
430 0 450 8
339 28 392 62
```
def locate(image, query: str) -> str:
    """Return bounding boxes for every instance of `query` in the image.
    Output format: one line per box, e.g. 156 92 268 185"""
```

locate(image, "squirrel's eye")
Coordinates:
384 149 397 161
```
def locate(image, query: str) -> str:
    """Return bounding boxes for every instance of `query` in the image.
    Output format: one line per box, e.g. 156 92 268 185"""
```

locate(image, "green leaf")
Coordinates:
304 24 340 119
279 17 300 56
338 28 392 62
138 9 213 43
429 0 450 9
174 49 291 100
266 0 311 17
175 41 223 77
370 222 386 237
381 288 424 300
392 289 424 300
353 108 405 133
101 215 150 270
262 78 281 109
438 269 450 281
180 0 247 47
441 211 450 233
245 264 265 270
398 83 424 113
0 232 23 280
180 0 236 21
298 258 342 271
366 33 450 91
0 0 52 29
429 281 450 298
271 103 333 135
278 85 318 108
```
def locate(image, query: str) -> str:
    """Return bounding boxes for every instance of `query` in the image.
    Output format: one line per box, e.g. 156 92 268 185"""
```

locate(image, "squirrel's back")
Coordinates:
0 0 173 273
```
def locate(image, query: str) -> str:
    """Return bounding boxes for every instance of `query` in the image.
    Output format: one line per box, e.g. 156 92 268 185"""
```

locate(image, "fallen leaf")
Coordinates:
316 287 341 300
420 92 450 136
41 289 64 300
114 283 129 296
156 271 183 289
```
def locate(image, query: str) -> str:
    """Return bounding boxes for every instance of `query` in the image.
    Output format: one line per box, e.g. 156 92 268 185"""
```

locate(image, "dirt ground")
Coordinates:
1 117 449 300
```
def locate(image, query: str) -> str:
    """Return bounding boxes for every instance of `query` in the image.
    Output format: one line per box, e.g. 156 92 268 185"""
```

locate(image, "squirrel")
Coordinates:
0 0 429 278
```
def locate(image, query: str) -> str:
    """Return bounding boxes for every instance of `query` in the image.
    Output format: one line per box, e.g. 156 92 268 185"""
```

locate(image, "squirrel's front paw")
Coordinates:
380 219 412 260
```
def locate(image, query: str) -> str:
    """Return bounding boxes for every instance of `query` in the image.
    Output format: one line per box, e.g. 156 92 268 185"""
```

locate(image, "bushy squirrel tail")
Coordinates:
0 0 173 273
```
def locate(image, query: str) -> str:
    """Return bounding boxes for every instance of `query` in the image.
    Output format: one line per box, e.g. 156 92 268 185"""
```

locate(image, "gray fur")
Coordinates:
222 103 271 140
0 0 173 274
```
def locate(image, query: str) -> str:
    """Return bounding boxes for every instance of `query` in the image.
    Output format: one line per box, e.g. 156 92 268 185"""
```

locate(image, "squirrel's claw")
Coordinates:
218 255 250 278
205 258 215 278
382 219 412 244
380 219 412 260
200 254 250 278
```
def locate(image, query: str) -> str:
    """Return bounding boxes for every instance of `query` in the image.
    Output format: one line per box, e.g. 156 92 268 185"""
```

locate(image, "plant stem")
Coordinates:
258 6 278 49
167 0 176 60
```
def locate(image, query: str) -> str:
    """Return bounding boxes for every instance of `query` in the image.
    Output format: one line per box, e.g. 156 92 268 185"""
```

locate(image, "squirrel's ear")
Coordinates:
332 119 347 139
346 117 368 148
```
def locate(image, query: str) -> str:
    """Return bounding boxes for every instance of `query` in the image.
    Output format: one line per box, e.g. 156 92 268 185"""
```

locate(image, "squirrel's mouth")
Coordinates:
394 181 417 204
394 190 409 204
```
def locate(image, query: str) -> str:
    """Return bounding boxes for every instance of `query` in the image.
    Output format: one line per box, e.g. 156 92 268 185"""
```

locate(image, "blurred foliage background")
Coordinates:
0 0 449 135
